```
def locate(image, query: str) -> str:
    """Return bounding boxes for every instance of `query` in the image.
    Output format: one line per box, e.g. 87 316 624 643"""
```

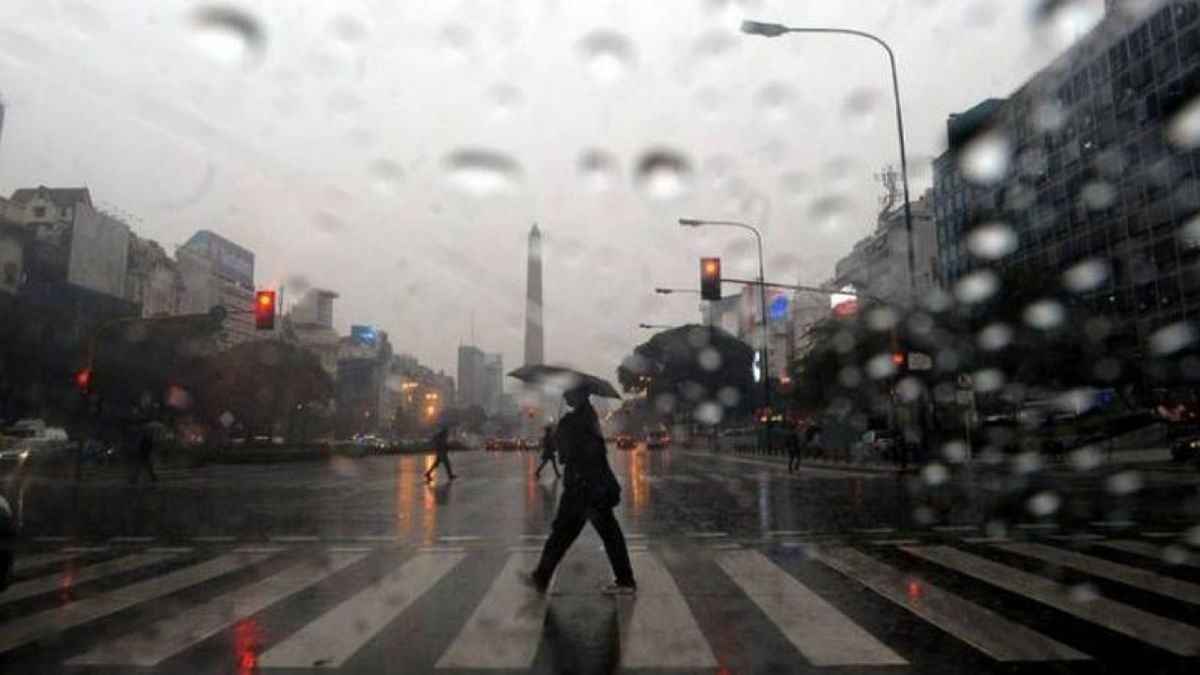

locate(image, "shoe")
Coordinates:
601 580 636 596
516 570 547 594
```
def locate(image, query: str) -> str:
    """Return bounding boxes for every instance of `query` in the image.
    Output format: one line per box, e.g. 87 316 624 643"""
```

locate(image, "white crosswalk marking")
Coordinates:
715 550 907 666
436 553 545 669
994 542 1200 605
815 546 1088 662
1 553 178 606
12 552 76 574
1099 540 1200 568
0 552 272 655
903 545 1200 656
618 551 716 668
260 551 465 669
67 551 367 667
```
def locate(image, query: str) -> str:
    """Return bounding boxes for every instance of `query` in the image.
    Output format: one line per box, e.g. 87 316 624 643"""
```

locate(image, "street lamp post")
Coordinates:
741 19 917 300
678 218 772 415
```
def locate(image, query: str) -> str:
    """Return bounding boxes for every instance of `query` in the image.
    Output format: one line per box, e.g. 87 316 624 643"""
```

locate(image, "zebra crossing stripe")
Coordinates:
715 550 907 666
618 551 717 668
815 547 1088 662
0 552 273 655
1099 540 1199 568
993 542 1200 605
902 545 1200 657
67 551 368 667
435 553 545 669
1 553 177 606
11 552 76 575
260 551 465 669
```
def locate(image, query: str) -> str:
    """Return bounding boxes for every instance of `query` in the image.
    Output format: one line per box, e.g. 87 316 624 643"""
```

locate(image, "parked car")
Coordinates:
645 430 671 449
615 434 637 450
0 419 72 472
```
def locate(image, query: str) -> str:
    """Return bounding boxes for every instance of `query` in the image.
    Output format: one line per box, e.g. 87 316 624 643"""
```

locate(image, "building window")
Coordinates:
31 206 45 217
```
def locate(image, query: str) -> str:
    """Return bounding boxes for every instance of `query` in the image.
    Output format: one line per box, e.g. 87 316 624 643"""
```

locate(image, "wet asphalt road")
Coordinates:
0 447 1198 673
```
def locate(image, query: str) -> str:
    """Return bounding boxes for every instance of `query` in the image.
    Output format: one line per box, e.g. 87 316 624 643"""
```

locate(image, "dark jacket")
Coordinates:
553 401 620 507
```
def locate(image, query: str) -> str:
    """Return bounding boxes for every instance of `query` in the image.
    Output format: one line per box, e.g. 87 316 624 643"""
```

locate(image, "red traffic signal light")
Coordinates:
892 351 906 367
700 257 721 301
254 290 277 330
75 367 93 393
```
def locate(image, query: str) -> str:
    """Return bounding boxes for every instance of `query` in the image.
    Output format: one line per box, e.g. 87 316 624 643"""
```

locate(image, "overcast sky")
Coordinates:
0 0 1106 384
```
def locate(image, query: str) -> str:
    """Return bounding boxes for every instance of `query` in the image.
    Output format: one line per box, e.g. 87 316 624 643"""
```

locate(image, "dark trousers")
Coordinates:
425 452 454 479
787 447 800 473
129 454 157 484
535 456 560 477
534 490 634 587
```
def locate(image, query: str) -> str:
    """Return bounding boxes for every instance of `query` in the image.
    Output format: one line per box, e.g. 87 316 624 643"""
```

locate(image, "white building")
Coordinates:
177 230 256 348
125 235 182 317
287 288 340 380
833 190 937 306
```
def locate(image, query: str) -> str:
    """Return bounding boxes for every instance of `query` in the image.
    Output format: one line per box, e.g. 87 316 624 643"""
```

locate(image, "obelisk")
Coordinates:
524 224 544 366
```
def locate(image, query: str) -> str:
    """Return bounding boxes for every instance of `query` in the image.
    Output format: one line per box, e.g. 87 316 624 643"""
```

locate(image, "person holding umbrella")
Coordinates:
424 426 457 482
509 365 635 595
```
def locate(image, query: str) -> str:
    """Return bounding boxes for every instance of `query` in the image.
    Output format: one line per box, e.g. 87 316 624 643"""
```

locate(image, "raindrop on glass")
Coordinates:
838 366 862 388
897 377 923 402
696 402 723 424
966 222 1017 260
488 84 522 117
1023 299 1065 329
1069 445 1102 471
1068 582 1099 603
1106 470 1142 495
718 386 740 407
1166 96 1200 150
809 195 851 234
1178 213 1200 249
444 149 522 196
1149 322 1197 356
1031 0 1103 52
368 159 403 194
953 270 1000 304
578 150 618 192
958 130 1012 185
757 81 793 122
841 87 882 130
579 31 635 84
1062 258 1109 293
698 347 722 372
1026 490 1060 516
190 6 265 68
1080 181 1117 210
978 323 1013 351
866 353 898 379
922 463 949 486
942 440 968 463
972 368 1005 393
634 149 692 201
780 172 806 201
1032 98 1068 132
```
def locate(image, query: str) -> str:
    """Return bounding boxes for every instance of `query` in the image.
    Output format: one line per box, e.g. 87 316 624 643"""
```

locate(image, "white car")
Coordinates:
0 419 71 469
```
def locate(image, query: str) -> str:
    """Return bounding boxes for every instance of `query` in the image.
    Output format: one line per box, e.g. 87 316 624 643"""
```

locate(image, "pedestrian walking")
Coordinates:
128 426 158 484
424 427 457 482
534 425 560 479
806 425 824 460
521 385 636 595
786 424 802 474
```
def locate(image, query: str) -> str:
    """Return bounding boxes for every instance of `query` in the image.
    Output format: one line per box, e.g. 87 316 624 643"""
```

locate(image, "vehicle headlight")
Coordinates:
18 450 30 462
1190 440 1200 449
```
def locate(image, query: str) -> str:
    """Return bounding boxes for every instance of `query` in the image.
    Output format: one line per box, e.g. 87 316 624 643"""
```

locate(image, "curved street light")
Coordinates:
741 19 917 300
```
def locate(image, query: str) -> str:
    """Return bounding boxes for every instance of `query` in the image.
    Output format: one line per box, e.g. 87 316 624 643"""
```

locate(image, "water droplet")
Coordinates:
757 81 793 122
922 463 949 486
866 307 899 331
953 270 1000 304
897 377 924 402
866 353 898 379
718 386 740 407
578 150 618 192
1069 445 1102 471
1106 470 1142 495
978 323 1013 351
488 84 522 117
698 347 722 372
966 222 1017 260
1167 96 1200 150
1062 259 1109 293
942 440 968 463
1032 0 1103 52
1162 544 1189 566
444 149 522 196
190 6 265 68
972 368 1005 393
809 195 851 234
958 130 1012 185
634 149 692 201
1068 582 1099 603
1027 490 1060 516
579 31 635 84
692 30 736 71
841 88 882 130
1149 322 1196 355
779 172 806 201
1023 299 1065 329
368 159 403 194
1079 181 1117 211
1014 451 1044 474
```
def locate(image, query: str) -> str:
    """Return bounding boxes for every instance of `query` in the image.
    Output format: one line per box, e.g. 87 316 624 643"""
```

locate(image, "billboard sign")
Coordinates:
185 230 254 288
351 325 378 346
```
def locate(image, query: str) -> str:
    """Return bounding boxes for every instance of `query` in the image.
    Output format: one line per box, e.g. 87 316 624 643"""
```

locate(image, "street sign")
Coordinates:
908 352 933 371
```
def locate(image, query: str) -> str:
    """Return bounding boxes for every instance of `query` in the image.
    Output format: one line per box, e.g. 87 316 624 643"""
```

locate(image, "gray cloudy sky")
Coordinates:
0 0 1105 383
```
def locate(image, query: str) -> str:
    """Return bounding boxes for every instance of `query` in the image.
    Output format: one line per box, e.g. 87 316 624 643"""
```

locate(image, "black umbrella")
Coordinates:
507 364 621 399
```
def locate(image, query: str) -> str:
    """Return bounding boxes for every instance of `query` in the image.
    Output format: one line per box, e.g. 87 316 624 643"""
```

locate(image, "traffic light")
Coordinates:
700 257 721 300
892 351 906 368
75 367 93 394
254 290 276 330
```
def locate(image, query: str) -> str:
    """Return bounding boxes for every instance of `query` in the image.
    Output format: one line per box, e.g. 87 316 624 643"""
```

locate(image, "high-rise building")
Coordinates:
177 230 256 348
524 224 544 366
457 344 485 408
932 2 1200 344
833 190 937 306
125 235 182 317
287 289 340 380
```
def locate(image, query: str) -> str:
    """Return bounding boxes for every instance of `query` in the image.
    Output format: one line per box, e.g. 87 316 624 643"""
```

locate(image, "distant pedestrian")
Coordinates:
806 425 824 460
424 427 456 482
128 427 158 484
521 386 635 595
786 424 802 474
534 425 560 479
